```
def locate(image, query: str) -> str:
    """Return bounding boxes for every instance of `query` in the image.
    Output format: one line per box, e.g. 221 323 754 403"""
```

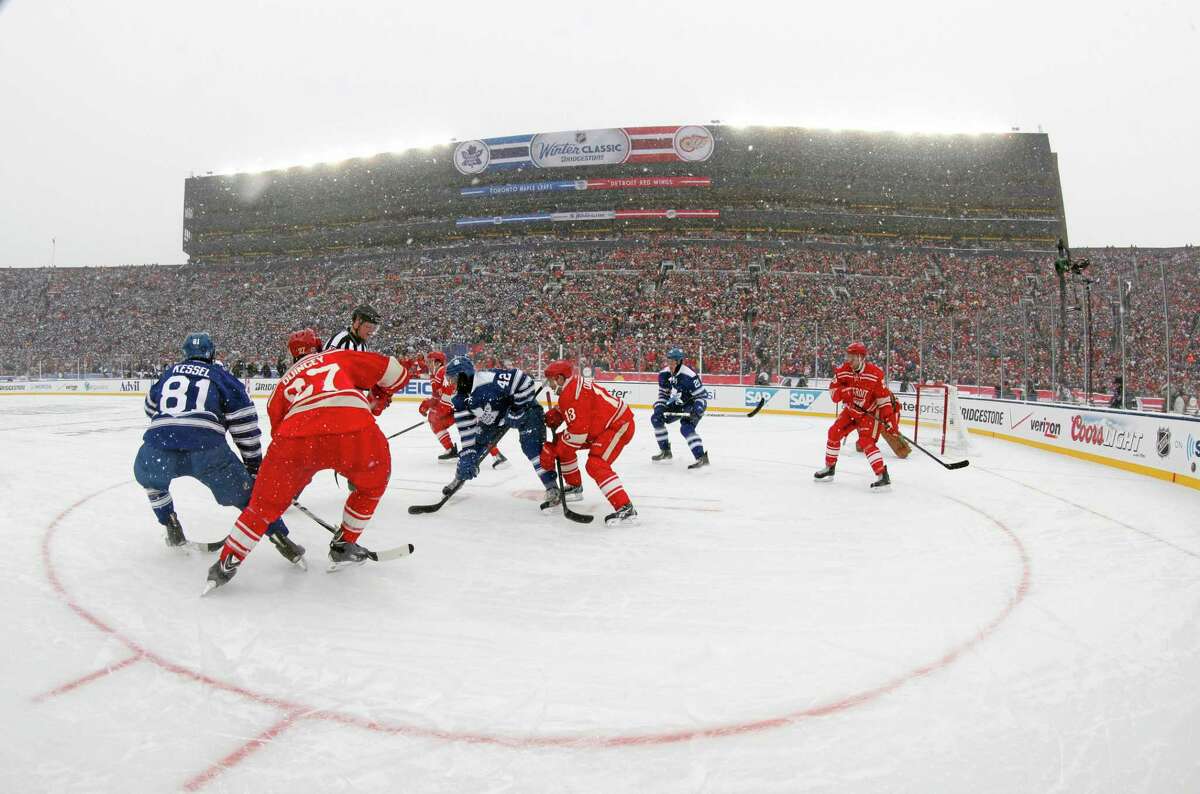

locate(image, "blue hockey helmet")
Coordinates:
445 355 475 381
666 347 685 362
182 332 215 361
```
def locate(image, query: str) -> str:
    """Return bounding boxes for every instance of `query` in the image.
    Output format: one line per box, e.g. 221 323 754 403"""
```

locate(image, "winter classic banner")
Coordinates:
453 126 714 175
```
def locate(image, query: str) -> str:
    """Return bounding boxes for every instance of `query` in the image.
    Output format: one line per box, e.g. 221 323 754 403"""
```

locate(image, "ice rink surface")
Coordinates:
2 395 1199 793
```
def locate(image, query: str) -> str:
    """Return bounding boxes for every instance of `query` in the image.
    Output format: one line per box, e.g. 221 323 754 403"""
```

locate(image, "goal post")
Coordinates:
913 383 972 458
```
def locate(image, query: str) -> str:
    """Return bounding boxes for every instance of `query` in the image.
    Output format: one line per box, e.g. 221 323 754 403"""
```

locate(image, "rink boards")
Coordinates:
4 377 1199 490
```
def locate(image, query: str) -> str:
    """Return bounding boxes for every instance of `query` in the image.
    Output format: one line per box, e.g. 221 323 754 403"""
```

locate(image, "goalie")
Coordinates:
814 342 900 489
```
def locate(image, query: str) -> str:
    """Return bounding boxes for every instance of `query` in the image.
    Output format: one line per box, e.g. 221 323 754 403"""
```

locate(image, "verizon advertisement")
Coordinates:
961 397 1200 486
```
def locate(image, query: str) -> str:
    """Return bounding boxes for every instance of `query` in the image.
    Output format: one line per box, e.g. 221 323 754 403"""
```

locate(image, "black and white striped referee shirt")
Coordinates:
324 329 368 352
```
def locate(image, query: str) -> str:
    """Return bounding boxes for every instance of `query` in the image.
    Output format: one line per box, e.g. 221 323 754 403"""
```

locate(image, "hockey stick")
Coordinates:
290 499 414 561
899 432 970 470
549 431 594 524
184 539 225 553
407 426 511 515
663 397 765 420
336 419 430 489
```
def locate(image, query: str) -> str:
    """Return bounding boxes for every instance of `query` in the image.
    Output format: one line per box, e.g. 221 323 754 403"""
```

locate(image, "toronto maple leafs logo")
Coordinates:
453 140 490 175
478 401 500 426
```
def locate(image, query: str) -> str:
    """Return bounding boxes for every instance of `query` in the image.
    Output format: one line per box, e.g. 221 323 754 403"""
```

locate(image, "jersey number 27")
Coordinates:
282 363 341 404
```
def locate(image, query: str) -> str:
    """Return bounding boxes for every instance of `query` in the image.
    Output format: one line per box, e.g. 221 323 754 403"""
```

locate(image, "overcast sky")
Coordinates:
1 0 1196 268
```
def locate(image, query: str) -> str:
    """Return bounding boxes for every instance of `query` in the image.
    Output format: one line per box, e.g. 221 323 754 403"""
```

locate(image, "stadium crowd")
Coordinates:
2 238 1197 410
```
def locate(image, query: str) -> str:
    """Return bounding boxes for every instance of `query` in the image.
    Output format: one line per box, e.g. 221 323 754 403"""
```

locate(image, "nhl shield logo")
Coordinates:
575 131 587 144
1157 426 1171 458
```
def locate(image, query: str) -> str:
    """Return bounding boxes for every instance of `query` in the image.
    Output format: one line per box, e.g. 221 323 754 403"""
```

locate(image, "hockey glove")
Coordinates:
455 448 480 481
368 385 393 416
689 405 705 423
652 404 666 422
418 397 436 417
544 407 565 430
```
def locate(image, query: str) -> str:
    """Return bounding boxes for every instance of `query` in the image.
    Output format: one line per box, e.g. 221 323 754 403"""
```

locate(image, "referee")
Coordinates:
324 304 381 352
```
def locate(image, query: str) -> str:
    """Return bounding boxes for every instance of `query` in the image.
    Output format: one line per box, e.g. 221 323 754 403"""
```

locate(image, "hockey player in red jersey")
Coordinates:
203 329 415 593
418 351 459 462
418 350 508 467
814 342 897 488
539 360 638 524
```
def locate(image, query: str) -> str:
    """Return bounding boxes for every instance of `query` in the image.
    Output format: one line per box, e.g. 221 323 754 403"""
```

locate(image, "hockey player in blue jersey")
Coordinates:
442 355 561 503
132 332 306 568
650 347 710 469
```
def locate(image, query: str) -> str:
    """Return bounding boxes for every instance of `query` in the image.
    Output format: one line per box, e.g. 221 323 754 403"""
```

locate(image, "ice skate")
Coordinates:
269 532 307 570
492 451 510 469
437 445 459 463
869 467 891 489
604 504 638 525
201 554 241 596
813 464 836 481
539 487 561 511
687 453 710 470
562 483 583 502
164 513 187 547
651 448 673 463
327 534 372 572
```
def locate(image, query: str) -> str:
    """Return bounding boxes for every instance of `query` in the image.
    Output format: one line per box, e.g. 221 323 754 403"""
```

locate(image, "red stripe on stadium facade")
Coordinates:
630 137 673 150
624 125 682 136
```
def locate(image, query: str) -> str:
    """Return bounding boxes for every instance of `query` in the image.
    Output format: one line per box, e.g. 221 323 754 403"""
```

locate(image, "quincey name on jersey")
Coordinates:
267 349 410 437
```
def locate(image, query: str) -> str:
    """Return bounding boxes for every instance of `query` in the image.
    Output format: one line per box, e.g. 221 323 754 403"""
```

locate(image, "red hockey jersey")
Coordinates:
268 349 410 438
556 376 631 449
431 364 453 409
830 361 892 416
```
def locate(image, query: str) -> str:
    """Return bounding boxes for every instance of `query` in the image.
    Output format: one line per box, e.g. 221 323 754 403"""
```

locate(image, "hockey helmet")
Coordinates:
445 355 475 381
544 359 573 382
352 304 381 325
666 347 685 361
846 342 868 357
288 328 323 359
182 332 215 362
427 350 447 366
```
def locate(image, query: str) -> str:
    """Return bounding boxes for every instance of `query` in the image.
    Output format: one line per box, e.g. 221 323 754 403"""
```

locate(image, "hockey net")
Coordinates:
913 383 972 459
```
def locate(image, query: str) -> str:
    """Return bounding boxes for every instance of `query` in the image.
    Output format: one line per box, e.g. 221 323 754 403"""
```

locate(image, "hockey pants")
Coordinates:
540 416 635 509
222 425 390 562
650 406 705 459
427 403 455 451
133 442 289 537
825 409 886 475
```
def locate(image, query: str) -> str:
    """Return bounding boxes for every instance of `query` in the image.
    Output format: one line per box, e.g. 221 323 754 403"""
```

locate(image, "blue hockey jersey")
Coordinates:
451 367 538 451
656 364 708 414
142 358 263 460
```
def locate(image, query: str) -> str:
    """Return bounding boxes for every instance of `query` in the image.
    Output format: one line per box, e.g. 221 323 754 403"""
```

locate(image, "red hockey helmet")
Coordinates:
288 328 323 360
846 342 868 357
427 350 446 366
544 359 574 381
